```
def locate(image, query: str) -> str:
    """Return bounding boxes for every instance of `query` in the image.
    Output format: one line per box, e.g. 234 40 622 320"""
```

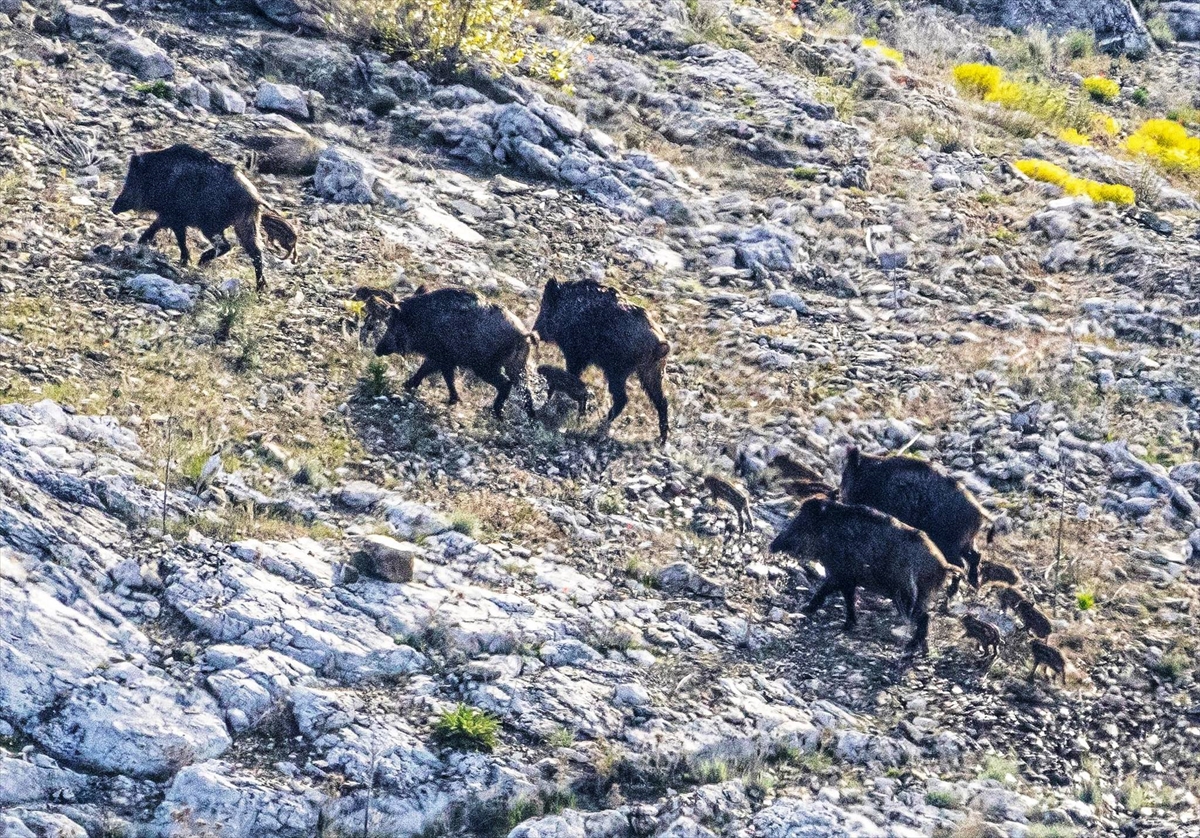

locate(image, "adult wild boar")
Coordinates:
361 286 534 418
112 144 297 290
839 447 993 597
769 496 961 655
532 279 670 442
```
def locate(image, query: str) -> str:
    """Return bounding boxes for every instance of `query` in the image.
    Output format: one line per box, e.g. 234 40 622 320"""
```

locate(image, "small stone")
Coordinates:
255 82 309 119
613 683 651 707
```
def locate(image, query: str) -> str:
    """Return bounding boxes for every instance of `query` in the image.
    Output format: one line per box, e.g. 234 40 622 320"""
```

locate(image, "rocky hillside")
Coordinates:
2 0 1200 836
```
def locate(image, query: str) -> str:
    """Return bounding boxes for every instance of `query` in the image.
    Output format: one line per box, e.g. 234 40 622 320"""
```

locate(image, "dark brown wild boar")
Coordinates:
1015 599 1052 639
538 365 589 415
994 584 1027 613
361 286 534 418
961 614 1000 656
839 447 993 597
532 279 670 442
770 453 826 483
112 144 297 290
1029 639 1067 684
769 496 961 656
703 475 752 533
978 560 1021 587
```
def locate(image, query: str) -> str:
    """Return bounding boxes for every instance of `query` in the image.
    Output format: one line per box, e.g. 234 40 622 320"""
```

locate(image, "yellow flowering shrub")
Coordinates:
330 0 582 84
1082 76 1120 102
1125 118 1200 175
1058 128 1090 146
862 38 904 63
953 63 1089 130
953 63 1001 97
1014 158 1135 204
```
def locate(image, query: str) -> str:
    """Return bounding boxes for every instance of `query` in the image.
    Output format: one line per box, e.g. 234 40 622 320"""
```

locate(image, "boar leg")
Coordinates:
439 366 461 405
503 343 536 418
404 358 441 393
138 218 165 245
170 226 191 266
906 612 931 655
477 366 512 418
603 369 632 424
840 583 857 630
233 218 265 290
802 577 837 617
636 361 670 443
198 231 232 267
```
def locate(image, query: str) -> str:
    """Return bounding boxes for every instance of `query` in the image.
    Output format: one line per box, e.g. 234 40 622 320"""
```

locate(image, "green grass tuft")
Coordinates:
433 704 500 752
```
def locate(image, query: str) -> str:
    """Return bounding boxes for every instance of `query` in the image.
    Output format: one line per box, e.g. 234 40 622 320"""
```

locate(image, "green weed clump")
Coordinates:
433 704 500 752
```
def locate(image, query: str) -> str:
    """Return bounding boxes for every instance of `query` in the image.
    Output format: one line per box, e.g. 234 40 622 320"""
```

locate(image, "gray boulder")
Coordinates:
62 4 174 79
255 82 309 119
156 762 324 838
251 0 329 31
260 35 358 102
1164 1 1200 39
946 0 1150 54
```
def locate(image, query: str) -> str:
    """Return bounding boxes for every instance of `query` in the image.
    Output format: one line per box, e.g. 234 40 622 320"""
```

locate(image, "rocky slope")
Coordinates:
2 0 1200 836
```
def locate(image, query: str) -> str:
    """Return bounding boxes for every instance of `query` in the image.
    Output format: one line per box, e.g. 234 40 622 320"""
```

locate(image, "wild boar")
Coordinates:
1015 599 1052 639
112 144 297 290
532 279 670 442
364 286 534 418
978 560 1021 587
769 496 962 655
538 365 589 416
961 614 1000 656
1029 639 1067 684
839 447 993 597
770 453 826 483
993 583 1028 613
703 474 752 533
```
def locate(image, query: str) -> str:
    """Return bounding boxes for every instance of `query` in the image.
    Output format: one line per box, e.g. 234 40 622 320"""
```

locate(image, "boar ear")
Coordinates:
845 446 860 470
414 284 428 296
544 278 560 300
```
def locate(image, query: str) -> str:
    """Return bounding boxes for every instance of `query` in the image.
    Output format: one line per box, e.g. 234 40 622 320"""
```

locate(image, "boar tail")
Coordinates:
986 524 996 544
655 339 670 361
261 210 298 261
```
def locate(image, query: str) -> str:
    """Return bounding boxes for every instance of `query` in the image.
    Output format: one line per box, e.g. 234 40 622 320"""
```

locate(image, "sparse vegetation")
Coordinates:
980 754 1019 783
449 511 480 536
1075 590 1095 611
328 0 583 84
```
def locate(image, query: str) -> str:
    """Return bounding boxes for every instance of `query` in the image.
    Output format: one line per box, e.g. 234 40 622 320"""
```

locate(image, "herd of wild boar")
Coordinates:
111 144 1071 678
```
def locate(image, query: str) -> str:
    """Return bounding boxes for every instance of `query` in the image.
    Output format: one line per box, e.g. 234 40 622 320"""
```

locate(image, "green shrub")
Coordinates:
362 358 389 397
925 790 958 809
1131 87 1150 107
1062 29 1095 60
433 704 500 751
1147 15 1175 49
1075 591 1095 611
132 80 173 100
449 511 479 537
329 0 582 83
